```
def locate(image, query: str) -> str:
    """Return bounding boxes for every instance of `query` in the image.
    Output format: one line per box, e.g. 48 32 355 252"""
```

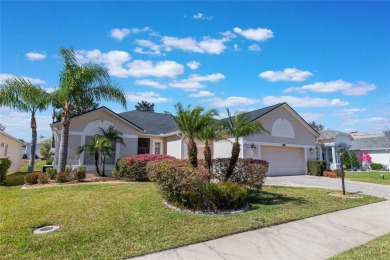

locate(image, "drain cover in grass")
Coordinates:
33 225 60 234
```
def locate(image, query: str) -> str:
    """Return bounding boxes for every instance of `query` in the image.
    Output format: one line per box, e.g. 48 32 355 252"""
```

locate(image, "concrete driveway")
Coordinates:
264 175 390 199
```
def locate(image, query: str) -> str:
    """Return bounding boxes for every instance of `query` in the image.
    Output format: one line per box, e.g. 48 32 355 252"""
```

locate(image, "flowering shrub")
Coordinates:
146 159 189 182
323 170 342 178
112 154 176 181
56 172 71 183
37 173 49 184
211 158 268 189
24 173 39 184
359 153 372 164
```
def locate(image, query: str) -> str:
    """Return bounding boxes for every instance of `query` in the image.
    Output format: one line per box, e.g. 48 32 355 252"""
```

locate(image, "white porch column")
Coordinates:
331 146 337 169
318 146 323 160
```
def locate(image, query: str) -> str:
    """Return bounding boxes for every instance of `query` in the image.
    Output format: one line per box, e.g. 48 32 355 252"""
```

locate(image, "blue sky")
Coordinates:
1 1 389 141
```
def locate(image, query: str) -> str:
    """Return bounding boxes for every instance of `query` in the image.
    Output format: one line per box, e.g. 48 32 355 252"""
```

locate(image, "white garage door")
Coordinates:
261 146 305 176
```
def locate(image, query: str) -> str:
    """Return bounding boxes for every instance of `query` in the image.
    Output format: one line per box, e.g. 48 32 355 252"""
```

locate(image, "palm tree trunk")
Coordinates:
58 107 70 172
203 140 212 170
28 113 37 173
226 142 240 181
187 140 198 168
94 151 101 176
101 155 106 177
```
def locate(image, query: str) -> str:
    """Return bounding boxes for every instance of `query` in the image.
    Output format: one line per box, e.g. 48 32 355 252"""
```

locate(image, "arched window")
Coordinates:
271 118 295 138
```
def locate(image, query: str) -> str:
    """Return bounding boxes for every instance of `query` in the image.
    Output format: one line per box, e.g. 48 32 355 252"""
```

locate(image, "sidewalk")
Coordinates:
132 200 390 260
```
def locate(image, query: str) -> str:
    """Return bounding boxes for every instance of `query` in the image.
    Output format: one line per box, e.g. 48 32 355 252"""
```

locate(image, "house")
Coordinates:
317 130 354 170
25 137 51 158
51 103 319 176
0 131 25 174
350 136 390 170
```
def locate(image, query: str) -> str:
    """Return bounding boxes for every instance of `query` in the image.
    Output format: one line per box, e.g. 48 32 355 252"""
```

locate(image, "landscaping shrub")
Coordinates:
56 172 70 183
37 173 48 184
204 181 247 210
75 165 87 182
0 157 12 184
211 158 268 189
323 169 342 178
45 168 57 180
46 158 53 165
342 151 351 169
308 160 326 176
113 154 176 181
22 153 28 159
24 173 39 184
371 163 384 171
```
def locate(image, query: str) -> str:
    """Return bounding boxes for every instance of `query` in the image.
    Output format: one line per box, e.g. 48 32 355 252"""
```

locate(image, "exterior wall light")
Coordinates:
251 144 256 149
309 147 314 154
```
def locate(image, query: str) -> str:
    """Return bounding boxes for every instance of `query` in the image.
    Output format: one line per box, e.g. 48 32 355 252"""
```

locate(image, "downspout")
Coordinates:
177 133 183 159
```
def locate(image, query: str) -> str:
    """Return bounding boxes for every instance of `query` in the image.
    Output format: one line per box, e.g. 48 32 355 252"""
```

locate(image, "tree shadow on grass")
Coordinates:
1 172 26 187
248 189 307 209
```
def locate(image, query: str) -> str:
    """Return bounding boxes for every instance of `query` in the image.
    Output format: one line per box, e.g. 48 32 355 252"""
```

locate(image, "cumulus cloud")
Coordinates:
262 96 349 107
299 112 325 122
343 117 390 126
233 27 274 41
248 44 261 52
284 80 376 96
260 68 312 82
135 79 167 89
170 73 225 91
233 44 241 51
221 31 237 39
75 49 184 78
110 28 130 40
125 91 169 103
186 61 200 70
189 91 215 97
193 13 213 20
162 36 228 55
0 73 46 85
134 39 162 55
202 96 261 107
26 52 46 61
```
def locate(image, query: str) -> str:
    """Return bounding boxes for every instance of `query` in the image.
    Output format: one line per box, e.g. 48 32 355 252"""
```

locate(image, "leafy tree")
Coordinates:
224 108 267 180
383 129 390 138
78 125 125 177
197 121 223 170
39 139 52 159
166 103 218 168
342 151 351 169
351 152 359 169
309 121 324 132
0 123 5 131
135 100 155 112
53 97 98 122
0 77 50 172
53 47 127 172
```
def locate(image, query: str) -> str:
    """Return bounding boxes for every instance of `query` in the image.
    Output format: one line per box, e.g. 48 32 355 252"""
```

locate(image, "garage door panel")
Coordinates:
261 146 305 176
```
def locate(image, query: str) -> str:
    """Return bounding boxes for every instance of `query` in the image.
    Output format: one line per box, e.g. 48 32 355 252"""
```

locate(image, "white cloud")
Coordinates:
135 79 167 89
193 13 213 20
262 96 349 107
26 52 46 61
125 91 169 103
0 73 46 85
343 117 390 126
75 49 184 78
110 28 130 40
189 91 215 97
170 73 225 91
233 44 241 51
248 44 261 52
162 36 228 55
203 96 261 107
260 68 312 82
186 61 200 70
221 31 237 39
284 80 376 96
131 27 151 33
134 39 162 55
233 27 274 41
299 112 325 122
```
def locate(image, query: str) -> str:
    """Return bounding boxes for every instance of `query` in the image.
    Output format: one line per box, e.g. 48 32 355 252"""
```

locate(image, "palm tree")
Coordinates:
0 77 50 172
166 103 218 168
224 108 267 180
197 121 223 170
78 125 125 177
53 47 127 172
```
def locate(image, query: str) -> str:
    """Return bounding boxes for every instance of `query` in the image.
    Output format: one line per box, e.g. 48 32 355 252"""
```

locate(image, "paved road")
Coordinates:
264 175 390 199
132 200 390 259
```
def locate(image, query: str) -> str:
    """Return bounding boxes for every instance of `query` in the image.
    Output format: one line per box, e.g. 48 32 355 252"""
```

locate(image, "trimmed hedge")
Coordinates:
0 158 12 184
112 154 176 181
308 160 326 176
371 163 384 171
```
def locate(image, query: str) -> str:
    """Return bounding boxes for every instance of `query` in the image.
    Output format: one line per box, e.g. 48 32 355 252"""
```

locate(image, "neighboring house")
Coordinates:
317 130 354 170
51 103 319 176
350 136 390 170
0 131 25 174
25 137 50 158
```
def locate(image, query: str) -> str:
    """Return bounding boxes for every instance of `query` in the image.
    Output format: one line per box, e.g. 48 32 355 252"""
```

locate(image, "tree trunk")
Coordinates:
28 113 37 173
101 155 106 177
187 140 198 168
94 151 101 176
226 141 240 181
203 140 212 170
58 106 70 172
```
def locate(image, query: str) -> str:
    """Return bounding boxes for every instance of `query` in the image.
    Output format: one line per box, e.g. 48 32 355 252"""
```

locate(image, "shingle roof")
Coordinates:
319 130 344 140
221 103 284 123
118 110 178 135
350 136 390 150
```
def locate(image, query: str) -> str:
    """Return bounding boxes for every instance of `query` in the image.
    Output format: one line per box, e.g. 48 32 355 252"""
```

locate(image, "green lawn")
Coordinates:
331 232 390 260
0 179 383 260
345 171 390 185
2 172 26 186
19 160 47 172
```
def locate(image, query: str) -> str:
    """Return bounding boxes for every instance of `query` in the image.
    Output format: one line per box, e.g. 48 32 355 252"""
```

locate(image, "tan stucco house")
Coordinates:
0 131 25 174
51 103 319 176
